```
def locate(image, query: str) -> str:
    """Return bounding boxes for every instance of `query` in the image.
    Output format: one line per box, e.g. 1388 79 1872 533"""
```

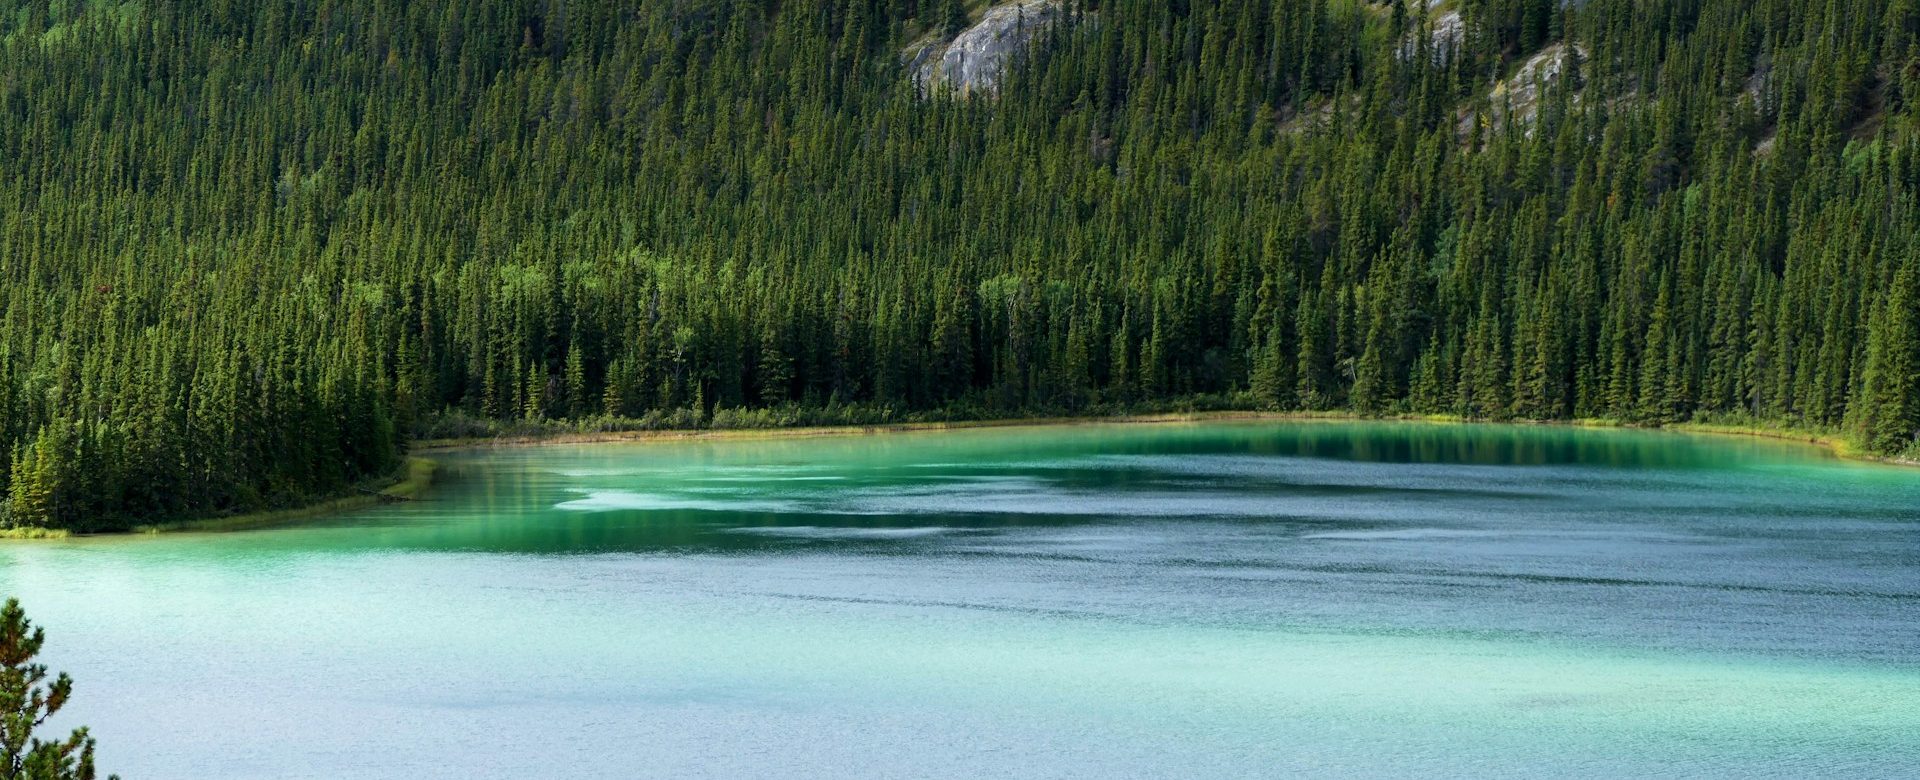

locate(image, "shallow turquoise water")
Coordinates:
2 421 1918 778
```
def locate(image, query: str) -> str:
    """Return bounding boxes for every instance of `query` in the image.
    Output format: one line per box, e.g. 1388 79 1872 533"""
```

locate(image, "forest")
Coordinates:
2 0 1919 531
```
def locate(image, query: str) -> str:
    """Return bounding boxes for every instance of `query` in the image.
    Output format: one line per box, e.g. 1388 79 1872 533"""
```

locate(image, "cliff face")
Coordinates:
909 1 1066 96
1467 43 1588 136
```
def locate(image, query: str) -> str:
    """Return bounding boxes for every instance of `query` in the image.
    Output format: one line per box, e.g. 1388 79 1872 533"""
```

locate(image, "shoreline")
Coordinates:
130 457 439 535
0 457 439 540
7 411 1911 540
407 410 1372 452
412 410 1917 468
1659 421 1919 468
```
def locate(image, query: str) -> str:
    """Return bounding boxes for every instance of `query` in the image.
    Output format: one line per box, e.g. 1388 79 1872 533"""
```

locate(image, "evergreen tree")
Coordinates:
1855 252 1920 454
0 599 113 780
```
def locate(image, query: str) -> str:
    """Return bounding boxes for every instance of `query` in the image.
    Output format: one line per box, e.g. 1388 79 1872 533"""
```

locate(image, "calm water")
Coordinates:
2 421 1918 778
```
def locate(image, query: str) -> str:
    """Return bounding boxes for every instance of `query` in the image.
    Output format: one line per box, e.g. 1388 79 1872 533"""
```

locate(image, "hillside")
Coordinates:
3 0 1919 531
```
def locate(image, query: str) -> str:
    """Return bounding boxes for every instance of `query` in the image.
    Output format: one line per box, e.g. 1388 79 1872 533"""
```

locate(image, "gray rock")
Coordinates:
1457 43 1589 139
1412 0 1588 62
913 1 1067 97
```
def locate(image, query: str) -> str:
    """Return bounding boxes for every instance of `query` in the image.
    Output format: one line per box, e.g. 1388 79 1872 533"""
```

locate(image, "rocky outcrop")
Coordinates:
1415 0 1590 62
1458 43 1588 138
1496 43 1581 119
909 1 1067 97
1426 2 1464 60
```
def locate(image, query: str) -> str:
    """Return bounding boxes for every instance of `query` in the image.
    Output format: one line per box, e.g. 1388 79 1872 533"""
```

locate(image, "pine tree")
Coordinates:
1855 253 1920 454
0 599 113 780
941 0 971 37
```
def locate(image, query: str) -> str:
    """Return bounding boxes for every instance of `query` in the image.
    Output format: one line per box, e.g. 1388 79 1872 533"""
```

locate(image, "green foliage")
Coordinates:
941 0 972 37
1852 252 1920 453
0 599 111 780
1 0 1919 530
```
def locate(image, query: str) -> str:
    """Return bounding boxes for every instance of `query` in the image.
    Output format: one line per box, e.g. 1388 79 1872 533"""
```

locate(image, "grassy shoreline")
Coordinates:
408 409 1368 451
0 526 70 540
413 409 1919 468
6 409 1910 540
1660 420 1919 467
0 457 441 539
125 457 439 535
126 457 439 535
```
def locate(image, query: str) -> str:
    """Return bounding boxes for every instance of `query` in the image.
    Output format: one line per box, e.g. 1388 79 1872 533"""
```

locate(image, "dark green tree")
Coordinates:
0 599 111 780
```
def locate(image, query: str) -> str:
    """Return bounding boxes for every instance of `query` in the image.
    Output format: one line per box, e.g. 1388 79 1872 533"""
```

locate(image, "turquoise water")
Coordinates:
2 421 1918 778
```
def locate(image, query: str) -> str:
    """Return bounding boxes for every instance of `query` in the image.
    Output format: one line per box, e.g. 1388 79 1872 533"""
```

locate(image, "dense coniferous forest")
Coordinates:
2 0 1919 531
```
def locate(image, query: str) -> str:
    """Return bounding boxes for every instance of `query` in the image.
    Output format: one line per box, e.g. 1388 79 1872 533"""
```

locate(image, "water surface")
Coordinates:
3 421 1917 778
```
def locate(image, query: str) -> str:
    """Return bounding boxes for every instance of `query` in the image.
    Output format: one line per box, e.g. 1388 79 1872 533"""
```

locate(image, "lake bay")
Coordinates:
3 421 1917 778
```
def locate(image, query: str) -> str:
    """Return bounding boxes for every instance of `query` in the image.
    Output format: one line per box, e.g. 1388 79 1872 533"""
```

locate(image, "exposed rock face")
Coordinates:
1417 0 1590 62
910 1 1066 97
1498 43 1581 117
1427 2 1464 60
1459 44 1587 138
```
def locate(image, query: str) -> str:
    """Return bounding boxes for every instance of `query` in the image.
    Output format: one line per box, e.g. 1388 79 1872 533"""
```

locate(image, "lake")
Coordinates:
2 420 1917 778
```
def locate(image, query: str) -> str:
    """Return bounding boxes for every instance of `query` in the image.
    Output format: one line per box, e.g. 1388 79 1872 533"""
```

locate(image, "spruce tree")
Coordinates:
0 599 113 780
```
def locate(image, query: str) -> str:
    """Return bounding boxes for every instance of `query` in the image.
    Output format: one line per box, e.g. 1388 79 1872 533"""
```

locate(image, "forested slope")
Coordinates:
3 0 1919 531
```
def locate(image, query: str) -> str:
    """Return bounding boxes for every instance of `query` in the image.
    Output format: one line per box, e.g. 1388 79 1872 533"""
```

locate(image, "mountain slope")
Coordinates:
2 0 1918 531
